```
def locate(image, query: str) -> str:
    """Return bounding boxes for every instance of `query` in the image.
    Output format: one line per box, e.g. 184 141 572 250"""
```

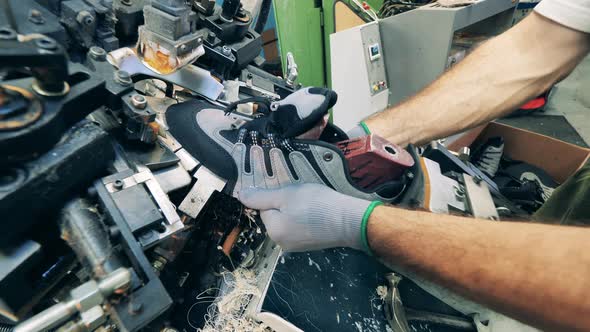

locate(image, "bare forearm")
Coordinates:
366 13 590 146
367 206 590 331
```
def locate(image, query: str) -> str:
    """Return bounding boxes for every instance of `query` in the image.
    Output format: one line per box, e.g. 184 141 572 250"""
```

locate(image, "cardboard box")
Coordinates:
447 122 590 184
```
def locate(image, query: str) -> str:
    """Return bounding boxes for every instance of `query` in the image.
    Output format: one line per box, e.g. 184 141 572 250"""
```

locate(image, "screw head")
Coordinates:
89 46 106 61
77 11 94 26
221 45 232 56
28 9 45 24
207 32 217 43
130 94 147 109
36 37 57 50
473 175 483 184
0 28 17 40
454 186 465 200
323 152 333 162
115 70 132 86
113 179 124 190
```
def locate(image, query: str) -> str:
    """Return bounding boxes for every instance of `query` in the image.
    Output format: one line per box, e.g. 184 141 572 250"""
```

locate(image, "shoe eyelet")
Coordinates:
323 152 333 162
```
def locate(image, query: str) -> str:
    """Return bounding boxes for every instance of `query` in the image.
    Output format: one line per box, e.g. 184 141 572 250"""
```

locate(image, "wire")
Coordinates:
378 0 434 18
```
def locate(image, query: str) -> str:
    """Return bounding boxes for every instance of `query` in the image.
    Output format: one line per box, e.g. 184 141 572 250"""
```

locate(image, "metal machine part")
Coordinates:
337 134 414 190
463 174 499 220
137 0 205 74
384 272 475 332
0 121 114 245
329 0 517 130
59 198 123 277
384 272 412 332
379 0 517 106
108 47 224 100
0 37 108 163
59 0 119 51
93 180 173 331
0 241 42 322
285 52 298 86
13 268 131 332
330 21 389 131
103 165 184 248
420 157 467 214
178 166 227 219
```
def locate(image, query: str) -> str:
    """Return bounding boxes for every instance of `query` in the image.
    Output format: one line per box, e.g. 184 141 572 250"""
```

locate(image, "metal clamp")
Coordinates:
14 268 131 332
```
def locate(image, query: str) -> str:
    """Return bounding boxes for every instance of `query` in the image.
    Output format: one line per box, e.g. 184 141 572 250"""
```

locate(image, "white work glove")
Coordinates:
239 183 381 252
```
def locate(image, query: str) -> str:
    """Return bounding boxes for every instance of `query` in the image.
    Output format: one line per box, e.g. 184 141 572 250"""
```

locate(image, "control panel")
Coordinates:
361 24 388 96
331 21 390 130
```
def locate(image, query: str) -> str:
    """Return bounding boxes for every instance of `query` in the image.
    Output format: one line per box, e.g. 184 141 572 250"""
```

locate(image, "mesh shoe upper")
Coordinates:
166 88 407 202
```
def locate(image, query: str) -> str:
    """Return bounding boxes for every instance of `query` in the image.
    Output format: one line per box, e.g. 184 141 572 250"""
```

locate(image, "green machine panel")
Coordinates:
272 0 325 87
273 0 382 87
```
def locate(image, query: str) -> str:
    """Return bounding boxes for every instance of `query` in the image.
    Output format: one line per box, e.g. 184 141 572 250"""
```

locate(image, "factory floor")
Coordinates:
541 54 590 145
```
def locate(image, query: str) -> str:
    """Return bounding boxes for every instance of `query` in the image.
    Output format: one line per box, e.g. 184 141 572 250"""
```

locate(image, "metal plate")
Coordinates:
178 166 226 219
108 47 224 100
463 174 499 220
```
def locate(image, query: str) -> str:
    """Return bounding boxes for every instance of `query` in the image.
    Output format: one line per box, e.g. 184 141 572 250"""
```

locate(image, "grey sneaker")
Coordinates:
166 87 408 202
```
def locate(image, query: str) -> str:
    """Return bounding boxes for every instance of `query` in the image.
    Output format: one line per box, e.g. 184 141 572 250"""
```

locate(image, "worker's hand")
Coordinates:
239 183 373 252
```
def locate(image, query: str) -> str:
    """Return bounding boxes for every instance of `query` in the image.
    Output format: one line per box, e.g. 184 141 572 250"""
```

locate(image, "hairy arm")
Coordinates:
368 206 590 332
365 12 590 146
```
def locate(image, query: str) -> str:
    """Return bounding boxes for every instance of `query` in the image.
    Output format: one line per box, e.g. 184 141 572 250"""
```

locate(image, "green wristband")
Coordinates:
359 121 371 135
360 201 383 255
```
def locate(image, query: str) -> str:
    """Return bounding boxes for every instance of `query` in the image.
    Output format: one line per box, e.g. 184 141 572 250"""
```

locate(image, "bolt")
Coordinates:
35 37 57 50
454 186 465 200
28 9 45 24
77 11 94 26
179 44 187 52
128 301 143 315
130 94 147 109
152 256 167 272
323 152 333 162
207 32 216 43
221 45 232 56
473 175 482 185
89 46 106 61
113 179 124 190
0 28 17 40
114 70 132 86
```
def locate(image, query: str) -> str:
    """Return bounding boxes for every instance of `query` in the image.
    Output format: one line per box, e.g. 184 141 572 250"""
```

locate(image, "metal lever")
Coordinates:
285 52 298 86
384 272 412 332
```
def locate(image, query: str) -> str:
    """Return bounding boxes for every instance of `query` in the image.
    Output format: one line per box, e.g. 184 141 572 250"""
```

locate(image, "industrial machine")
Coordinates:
0 1 538 331
330 0 518 129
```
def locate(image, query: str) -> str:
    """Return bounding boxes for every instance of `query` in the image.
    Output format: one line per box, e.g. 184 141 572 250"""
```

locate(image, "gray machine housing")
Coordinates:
330 0 518 130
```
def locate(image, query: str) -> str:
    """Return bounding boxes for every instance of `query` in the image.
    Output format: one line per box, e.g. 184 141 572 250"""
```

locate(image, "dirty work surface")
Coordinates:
263 248 463 332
